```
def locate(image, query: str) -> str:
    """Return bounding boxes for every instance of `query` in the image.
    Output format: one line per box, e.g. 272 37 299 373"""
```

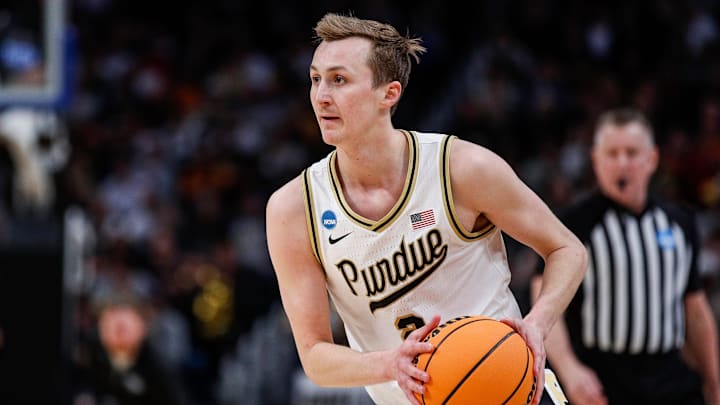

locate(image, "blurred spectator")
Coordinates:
69 291 189 405
691 98 720 208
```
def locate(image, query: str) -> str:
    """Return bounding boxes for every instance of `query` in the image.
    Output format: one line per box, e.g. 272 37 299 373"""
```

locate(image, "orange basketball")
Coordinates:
414 315 536 405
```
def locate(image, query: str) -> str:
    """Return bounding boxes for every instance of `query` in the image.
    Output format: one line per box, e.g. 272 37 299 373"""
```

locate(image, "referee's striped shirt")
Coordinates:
543 192 701 355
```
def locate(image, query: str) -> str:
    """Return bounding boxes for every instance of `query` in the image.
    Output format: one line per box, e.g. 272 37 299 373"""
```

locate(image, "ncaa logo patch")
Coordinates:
657 228 675 249
321 210 337 230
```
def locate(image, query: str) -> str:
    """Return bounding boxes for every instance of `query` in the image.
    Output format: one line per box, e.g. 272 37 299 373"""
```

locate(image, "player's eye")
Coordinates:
310 75 320 83
334 75 345 84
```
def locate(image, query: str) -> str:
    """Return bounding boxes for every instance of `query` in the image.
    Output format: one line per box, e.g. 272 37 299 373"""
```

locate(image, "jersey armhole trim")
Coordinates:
440 135 496 241
302 169 326 271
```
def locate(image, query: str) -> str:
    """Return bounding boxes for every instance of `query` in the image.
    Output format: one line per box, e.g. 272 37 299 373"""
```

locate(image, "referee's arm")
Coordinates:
684 291 720 404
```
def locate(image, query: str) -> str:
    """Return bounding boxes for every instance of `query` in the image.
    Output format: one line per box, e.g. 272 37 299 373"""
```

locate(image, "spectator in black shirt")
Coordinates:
70 292 188 405
532 108 720 405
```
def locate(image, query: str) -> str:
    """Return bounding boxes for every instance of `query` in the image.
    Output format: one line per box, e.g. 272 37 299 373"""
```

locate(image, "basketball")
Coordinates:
414 316 536 405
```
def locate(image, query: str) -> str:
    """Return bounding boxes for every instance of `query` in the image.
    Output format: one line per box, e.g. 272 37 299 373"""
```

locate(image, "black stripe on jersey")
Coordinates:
302 169 324 269
440 135 495 241
582 206 692 354
327 130 419 232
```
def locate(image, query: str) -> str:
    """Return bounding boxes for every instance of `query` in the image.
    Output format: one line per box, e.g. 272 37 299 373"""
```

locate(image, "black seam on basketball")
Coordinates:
442 330 517 405
420 318 496 404
420 318 495 372
502 342 531 404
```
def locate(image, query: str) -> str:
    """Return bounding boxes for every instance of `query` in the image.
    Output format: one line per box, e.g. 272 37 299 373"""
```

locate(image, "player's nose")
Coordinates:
314 82 332 104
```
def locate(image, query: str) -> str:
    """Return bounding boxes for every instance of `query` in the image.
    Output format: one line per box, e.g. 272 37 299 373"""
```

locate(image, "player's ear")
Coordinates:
380 81 402 108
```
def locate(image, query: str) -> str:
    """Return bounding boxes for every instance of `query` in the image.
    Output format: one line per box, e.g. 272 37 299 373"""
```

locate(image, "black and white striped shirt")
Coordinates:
548 192 701 355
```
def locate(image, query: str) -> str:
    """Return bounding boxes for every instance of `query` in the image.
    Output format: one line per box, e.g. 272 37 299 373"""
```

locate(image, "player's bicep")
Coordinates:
488 176 575 259
266 183 334 354
450 141 576 259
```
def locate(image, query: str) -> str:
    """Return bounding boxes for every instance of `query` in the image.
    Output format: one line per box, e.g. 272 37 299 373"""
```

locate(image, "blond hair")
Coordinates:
314 13 425 113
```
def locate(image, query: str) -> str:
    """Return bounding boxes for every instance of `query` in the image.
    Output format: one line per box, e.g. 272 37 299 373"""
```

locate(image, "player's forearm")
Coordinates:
529 276 583 375
300 341 392 387
527 245 586 336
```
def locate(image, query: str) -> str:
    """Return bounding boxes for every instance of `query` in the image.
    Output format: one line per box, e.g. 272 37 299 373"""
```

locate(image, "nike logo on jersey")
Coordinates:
329 232 352 244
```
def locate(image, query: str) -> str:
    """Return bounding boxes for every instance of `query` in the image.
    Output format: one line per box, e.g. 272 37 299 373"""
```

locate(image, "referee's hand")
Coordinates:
559 361 607 405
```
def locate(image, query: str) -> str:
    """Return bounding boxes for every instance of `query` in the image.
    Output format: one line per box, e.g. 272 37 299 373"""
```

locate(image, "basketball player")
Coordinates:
266 13 586 405
532 108 720 405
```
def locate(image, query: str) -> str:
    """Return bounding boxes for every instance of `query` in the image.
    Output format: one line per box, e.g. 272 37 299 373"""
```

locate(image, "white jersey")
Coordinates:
302 131 522 404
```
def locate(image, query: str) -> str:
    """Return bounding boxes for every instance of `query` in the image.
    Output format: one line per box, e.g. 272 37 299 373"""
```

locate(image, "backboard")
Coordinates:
0 0 67 107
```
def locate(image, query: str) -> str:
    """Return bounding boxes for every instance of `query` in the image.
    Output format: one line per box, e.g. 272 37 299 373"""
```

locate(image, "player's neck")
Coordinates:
335 128 408 191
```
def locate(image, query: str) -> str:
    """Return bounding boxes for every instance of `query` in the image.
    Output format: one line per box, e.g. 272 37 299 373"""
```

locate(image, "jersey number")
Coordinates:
395 314 425 340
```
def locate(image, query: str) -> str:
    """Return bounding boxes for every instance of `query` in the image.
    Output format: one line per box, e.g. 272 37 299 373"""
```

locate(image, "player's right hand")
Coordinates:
561 361 608 405
388 314 440 405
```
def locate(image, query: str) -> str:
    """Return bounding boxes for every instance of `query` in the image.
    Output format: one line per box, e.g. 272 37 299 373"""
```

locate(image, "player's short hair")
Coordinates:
314 13 425 114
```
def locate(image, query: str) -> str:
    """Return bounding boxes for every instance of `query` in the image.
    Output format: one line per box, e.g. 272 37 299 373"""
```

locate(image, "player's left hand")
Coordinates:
389 314 441 405
500 317 546 405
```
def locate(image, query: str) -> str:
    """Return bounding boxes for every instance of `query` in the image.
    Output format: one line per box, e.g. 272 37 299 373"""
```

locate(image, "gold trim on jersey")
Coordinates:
328 130 419 232
440 135 496 241
302 169 325 271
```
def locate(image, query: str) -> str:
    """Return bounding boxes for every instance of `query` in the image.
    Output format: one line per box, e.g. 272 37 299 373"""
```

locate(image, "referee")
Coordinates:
532 108 720 405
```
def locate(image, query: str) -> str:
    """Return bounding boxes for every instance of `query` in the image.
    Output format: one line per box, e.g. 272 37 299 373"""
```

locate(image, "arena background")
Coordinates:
0 1 719 404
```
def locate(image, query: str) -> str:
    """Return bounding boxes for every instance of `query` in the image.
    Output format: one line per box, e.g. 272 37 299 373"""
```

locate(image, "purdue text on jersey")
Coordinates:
335 228 447 313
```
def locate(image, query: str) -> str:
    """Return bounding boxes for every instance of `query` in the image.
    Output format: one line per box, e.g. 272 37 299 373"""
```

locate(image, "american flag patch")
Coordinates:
410 209 435 230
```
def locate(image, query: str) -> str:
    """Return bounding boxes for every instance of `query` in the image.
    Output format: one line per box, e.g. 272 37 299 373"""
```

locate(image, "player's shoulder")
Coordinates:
448 135 504 162
267 151 331 219
266 174 305 221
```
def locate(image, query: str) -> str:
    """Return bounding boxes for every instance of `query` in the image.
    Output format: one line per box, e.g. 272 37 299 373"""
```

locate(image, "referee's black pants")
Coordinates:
579 348 704 405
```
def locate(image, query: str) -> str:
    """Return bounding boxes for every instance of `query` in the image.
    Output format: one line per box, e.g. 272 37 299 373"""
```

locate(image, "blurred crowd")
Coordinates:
0 1 719 404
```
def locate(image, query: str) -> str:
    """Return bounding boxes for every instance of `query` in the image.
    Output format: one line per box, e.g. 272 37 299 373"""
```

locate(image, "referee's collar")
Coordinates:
597 191 656 218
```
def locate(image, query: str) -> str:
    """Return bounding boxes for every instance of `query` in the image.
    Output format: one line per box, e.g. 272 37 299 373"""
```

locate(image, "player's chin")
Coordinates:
318 130 333 144
320 125 343 144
